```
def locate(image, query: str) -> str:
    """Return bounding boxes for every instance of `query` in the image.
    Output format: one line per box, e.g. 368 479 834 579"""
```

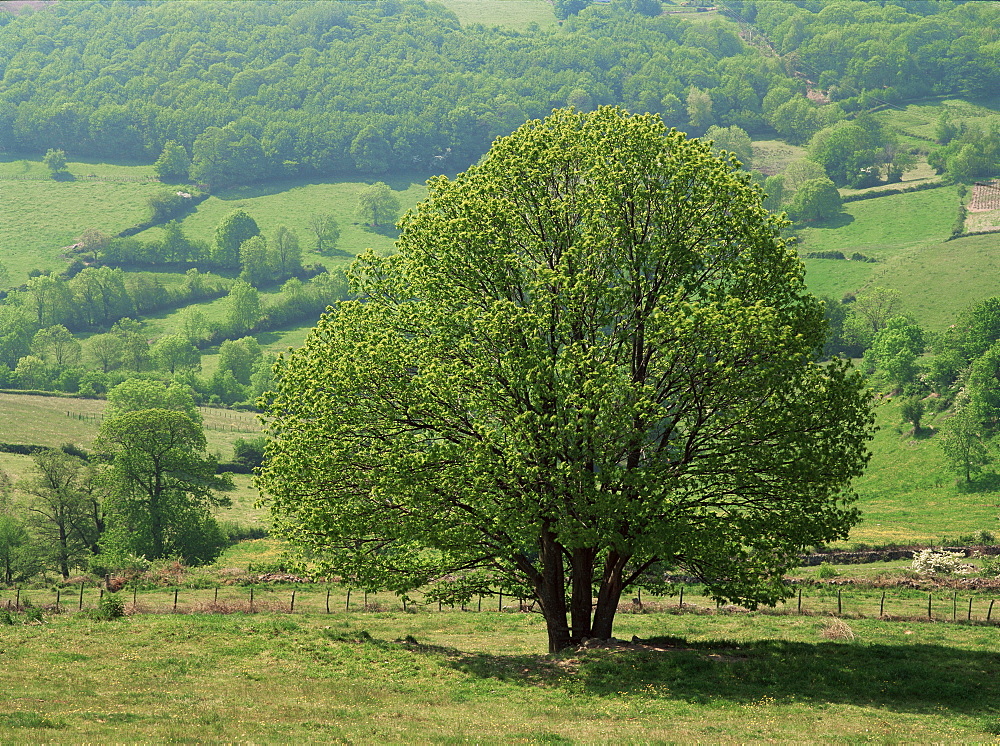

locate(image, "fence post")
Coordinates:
173 588 178 612
968 597 973 621
134 585 138 608
880 591 885 617
55 589 60 612
498 591 502 611
250 586 255 612
326 587 331 614
79 583 84 610
15 587 19 609
928 592 932 620
989 599 995 622
478 595 482 612
214 587 219 604
679 586 684 609
346 588 351 612
837 589 842 616
797 588 802 614
290 589 296 613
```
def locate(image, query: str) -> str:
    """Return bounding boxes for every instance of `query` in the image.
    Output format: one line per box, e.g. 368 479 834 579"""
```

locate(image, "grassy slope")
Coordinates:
135 174 433 273
0 611 997 742
438 0 556 28
0 156 162 283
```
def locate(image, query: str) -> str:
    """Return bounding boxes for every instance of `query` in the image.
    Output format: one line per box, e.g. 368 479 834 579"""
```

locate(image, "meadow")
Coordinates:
1 607 999 742
0 156 162 282
134 174 433 272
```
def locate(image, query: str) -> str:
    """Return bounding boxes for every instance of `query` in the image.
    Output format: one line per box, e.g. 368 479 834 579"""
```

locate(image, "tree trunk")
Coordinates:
569 546 596 643
591 550 630 641
531 525 572 653
58 523 70 580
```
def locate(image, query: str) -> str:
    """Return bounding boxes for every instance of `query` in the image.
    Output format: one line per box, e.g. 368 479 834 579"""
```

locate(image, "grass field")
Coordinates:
1 608 999 741
795 186 961 308
850 398 999 545
0 155 163 283
439 0 556 28
136 174 434 272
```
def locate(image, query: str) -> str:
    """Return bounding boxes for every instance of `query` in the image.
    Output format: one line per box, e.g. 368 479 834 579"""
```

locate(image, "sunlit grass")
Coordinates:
0 609 998 741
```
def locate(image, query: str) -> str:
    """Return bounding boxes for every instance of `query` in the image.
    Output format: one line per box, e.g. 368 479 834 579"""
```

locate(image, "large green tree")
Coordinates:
259 107 873 653
96 409 232 564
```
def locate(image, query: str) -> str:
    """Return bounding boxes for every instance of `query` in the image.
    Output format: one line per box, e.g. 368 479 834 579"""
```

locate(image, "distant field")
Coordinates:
849 399 997 545
0 392 259 458
0 155 162 283
751 139 806 176
795 186 960 307
136 175 434 271
883 232 1000 331
438 0 556 28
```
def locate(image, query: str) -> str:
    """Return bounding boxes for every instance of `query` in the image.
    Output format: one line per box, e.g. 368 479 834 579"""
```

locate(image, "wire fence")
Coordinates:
3 583 999 626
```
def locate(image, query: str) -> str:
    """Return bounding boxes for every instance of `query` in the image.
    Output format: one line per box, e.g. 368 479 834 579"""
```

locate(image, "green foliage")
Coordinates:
42 148 67 176
355 182 401 227
96 408 233 564
899 396 925 434
153 140 191 183
105 378 200 423
705 125 753 169
214 210 260 269
939 400 991 484
95 592 126 620
816 562 839 579
260 107 873 652
789 177 842 223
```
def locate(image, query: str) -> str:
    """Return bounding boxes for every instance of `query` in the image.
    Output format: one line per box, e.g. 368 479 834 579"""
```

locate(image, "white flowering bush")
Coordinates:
910 549 973 575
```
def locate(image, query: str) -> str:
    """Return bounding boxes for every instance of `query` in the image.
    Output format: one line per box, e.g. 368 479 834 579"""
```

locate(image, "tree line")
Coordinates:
1 1 998 187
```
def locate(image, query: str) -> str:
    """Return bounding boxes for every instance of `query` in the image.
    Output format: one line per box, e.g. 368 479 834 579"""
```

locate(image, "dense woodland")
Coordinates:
1 0 999 186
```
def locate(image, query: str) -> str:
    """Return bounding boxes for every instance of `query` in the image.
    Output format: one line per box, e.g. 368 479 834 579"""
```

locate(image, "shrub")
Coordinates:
911 548 973 575
816 562 839 579
980 556 1000 578
95 592 126 620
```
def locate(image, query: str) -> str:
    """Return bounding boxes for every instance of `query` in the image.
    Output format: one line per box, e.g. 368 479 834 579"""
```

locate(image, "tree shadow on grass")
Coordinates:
809 212 855 229
956 471 1000 493
438 636 1000 717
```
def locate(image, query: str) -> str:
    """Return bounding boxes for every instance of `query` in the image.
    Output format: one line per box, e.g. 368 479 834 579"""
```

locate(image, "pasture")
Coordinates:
439 0 556 28
0 156 162 283
1 608 999 742
135 174 433 271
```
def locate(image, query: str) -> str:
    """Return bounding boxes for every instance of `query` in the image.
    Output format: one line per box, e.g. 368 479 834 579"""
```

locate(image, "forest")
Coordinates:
1 0 999 187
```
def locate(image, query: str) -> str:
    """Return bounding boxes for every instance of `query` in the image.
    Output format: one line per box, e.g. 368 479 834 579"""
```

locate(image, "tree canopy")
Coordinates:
259 107 873 653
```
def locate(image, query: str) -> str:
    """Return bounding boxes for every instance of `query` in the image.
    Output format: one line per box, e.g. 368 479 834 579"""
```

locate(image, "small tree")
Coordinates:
96 409 233 564
790 177 842 222
20 449 94 579
226 280 262 336
900 396 925 435
940 403 991 483
153 140 191 182
309 213 341 254
356 182 401 227
214 209 260 269
42 148 68 177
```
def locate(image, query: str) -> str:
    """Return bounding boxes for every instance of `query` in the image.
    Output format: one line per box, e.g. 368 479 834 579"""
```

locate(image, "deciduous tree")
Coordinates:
356 182 401 227
96 409 232 563
260 107 873 653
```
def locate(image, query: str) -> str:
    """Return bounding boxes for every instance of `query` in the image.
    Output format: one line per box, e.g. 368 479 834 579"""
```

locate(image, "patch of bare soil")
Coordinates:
0 0 55 13
968 180 1000 212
